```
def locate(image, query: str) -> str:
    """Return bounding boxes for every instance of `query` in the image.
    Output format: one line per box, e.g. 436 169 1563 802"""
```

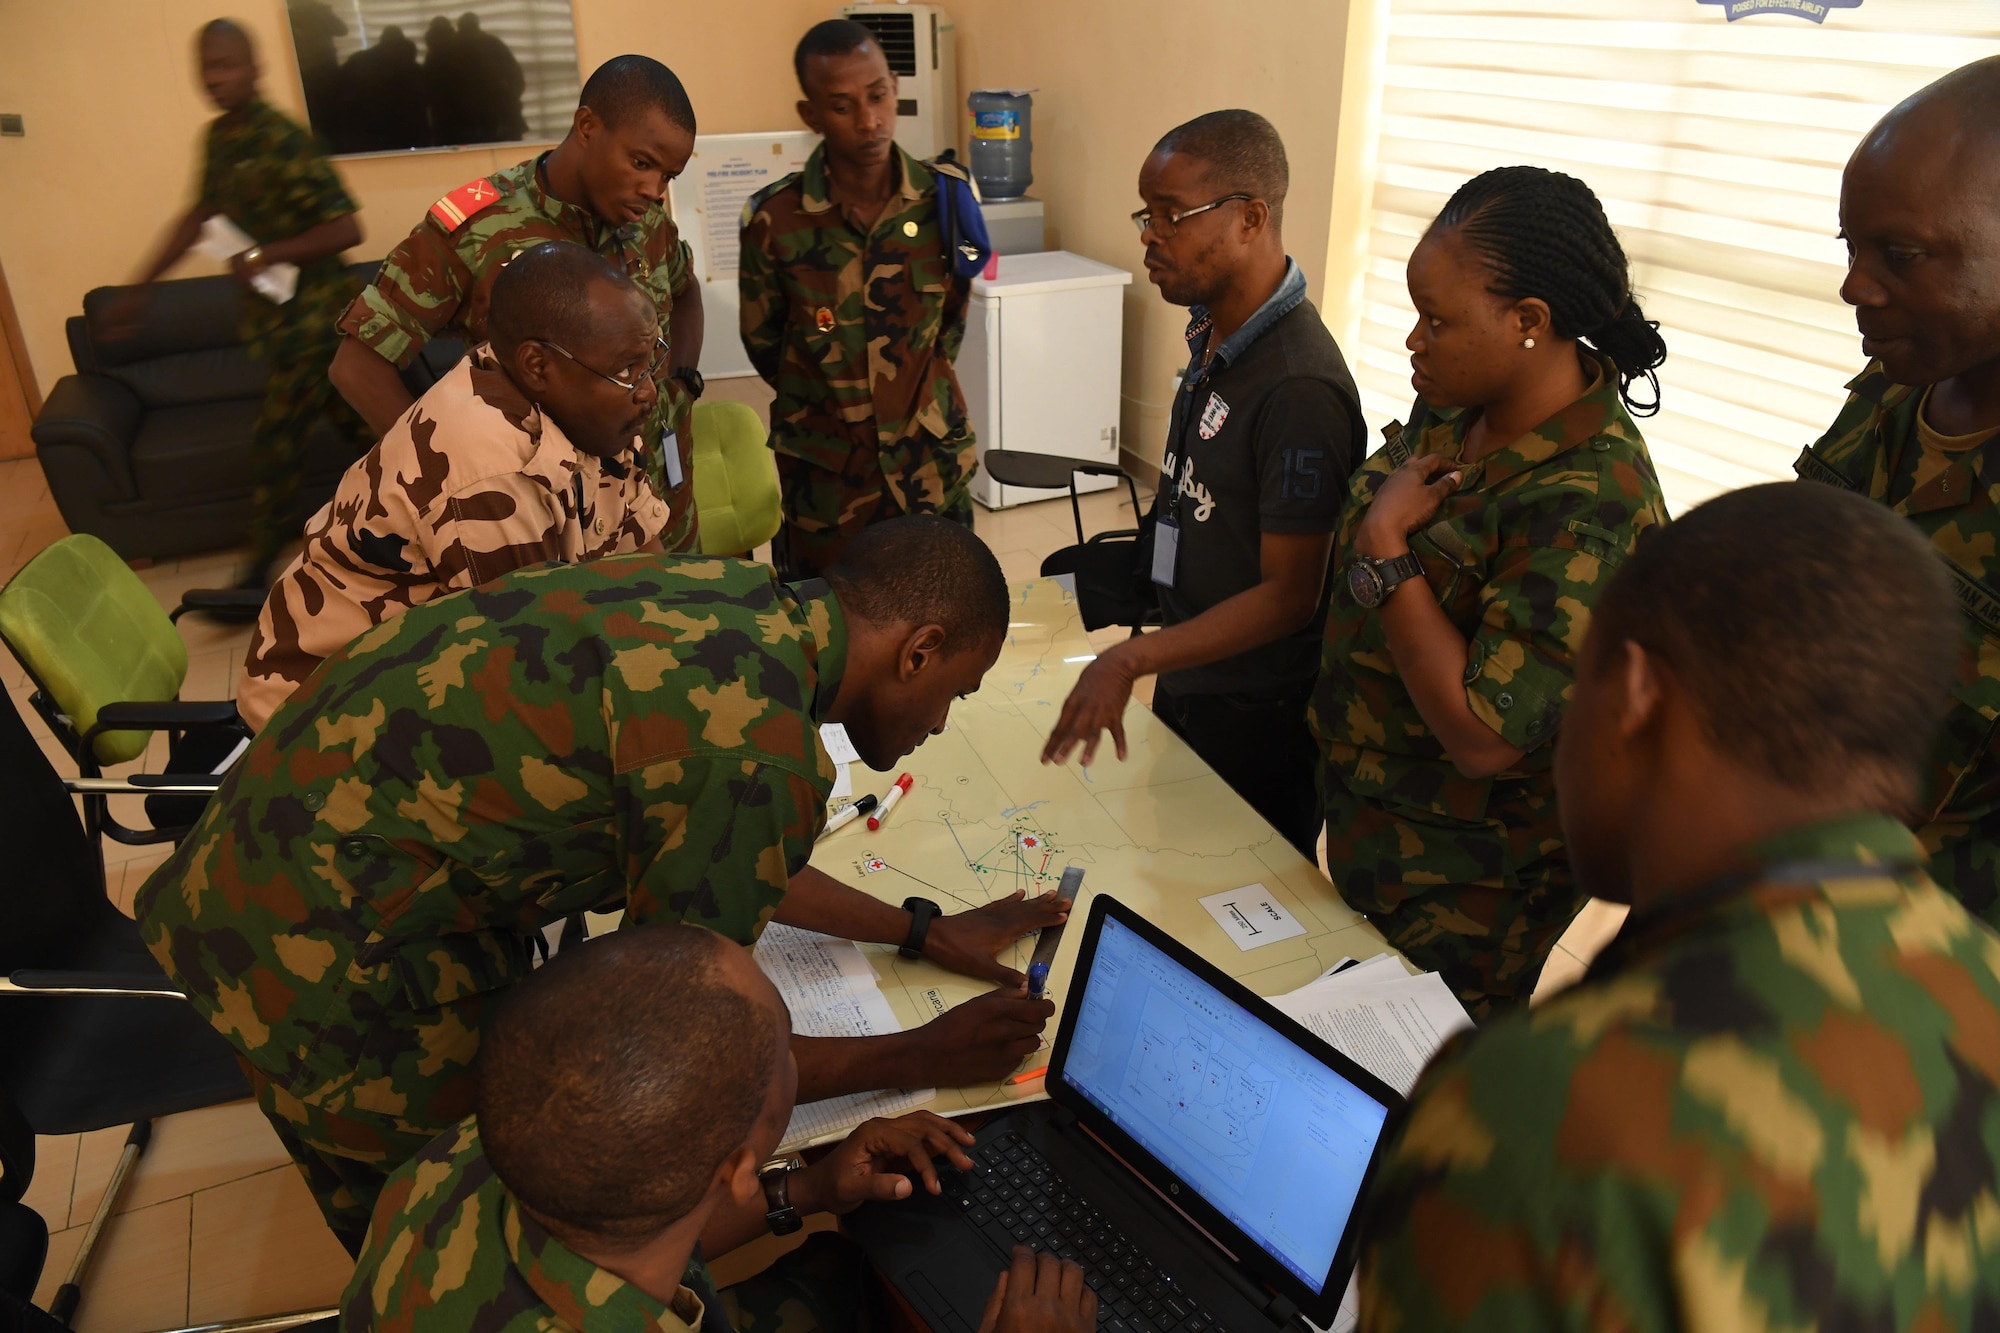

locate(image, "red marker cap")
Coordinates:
867 772 915 831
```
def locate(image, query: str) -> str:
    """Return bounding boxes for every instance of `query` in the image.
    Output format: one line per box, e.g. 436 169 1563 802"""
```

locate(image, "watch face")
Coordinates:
1347 561 1385 609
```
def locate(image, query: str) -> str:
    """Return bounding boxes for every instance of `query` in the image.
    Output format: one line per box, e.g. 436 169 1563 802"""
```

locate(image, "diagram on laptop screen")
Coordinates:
1123 987 1275 1185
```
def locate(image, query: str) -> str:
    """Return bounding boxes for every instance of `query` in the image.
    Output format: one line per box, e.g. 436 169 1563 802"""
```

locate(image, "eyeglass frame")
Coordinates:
1130 193 1254 238
533 334 670 394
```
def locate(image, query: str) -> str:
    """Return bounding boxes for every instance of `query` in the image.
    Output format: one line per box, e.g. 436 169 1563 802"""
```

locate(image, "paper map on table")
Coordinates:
814 578 1400 1128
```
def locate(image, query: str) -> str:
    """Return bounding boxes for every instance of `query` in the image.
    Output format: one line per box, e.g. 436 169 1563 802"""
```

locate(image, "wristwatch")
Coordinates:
1346 552 1424 609
240 244 265 269
670 365 705 399
900 897 941 960
758 1155 806 1235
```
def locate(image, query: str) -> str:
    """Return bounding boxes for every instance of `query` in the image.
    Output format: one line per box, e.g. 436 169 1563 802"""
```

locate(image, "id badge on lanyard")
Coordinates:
660 428 684 489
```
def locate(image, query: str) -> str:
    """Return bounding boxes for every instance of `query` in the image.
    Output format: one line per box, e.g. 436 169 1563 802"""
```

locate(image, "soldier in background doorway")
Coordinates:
740 19 978 578
329 55 709 552
109 19 369 590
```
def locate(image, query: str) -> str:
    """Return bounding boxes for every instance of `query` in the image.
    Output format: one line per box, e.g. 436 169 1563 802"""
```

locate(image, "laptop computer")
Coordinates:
847 894 1405 1333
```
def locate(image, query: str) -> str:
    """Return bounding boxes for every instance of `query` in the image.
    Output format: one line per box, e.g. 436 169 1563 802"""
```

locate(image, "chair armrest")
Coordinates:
171 587 268 622
82 700 242 747
1 972 188 999
1085 528 1140 544
65 774 226 796
30 373 142 500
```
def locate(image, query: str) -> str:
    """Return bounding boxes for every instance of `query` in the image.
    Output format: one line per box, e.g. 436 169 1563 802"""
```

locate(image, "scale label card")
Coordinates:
1198 884 1307 951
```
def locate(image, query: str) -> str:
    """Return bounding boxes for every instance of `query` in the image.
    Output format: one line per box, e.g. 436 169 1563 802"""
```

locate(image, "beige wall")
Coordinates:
952 0 1353 469
1 0 1354 466
0 0 825 398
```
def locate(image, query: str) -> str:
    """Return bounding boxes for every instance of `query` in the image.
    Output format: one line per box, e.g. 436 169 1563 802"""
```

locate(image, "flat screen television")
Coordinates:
284 0 581 155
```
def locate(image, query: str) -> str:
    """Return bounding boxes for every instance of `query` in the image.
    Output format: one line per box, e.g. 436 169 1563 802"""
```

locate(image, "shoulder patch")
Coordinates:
429 176 507 232
743 172 804 223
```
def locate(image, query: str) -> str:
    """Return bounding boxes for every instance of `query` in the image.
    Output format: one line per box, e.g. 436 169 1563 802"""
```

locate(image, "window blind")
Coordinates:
1350 0 2000 512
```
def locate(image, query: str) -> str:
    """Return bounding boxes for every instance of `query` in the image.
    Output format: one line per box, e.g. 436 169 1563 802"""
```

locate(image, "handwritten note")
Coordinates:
753 924 936 1151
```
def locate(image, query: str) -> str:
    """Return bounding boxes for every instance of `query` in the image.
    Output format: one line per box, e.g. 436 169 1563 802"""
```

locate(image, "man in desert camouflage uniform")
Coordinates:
1359 483 2000 1331
1795 58 2000 927
341 926 1090 1333
237 243 671 732
110 20 369 584
1312 354 1668 1020
137 520 1063 1253
329 55 707 552
740 20 977 577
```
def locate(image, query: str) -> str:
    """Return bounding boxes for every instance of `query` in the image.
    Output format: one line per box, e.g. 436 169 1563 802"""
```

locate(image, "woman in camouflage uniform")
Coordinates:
1312 166 1671 1020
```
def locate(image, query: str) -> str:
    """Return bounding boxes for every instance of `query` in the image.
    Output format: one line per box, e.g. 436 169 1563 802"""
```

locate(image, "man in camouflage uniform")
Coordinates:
237 243 672 732
109 20 369 584
1312 354 1668 1020
329 55 708 552
136 519 1063 1253
1795 58 2000 927
1359 483 2000 1331
740 20 977 578
342 926 1093 1333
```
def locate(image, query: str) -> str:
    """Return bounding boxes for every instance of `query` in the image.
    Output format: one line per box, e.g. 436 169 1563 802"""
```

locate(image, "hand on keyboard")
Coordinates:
979 1245 1097 1333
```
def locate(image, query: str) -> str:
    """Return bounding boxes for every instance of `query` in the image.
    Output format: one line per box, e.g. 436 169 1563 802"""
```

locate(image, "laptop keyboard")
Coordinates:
939 1132 1221 1333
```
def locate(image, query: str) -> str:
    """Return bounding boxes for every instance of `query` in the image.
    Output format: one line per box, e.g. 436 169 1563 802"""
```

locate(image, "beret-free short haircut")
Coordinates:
1587 481 1959 806
826 515 1009 656
477 924 780 1247
1153 109 1289 224
580 54 695 135
487 240 647 351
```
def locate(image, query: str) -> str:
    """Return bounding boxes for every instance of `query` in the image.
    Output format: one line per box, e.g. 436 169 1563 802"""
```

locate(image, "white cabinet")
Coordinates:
959 252 1133 510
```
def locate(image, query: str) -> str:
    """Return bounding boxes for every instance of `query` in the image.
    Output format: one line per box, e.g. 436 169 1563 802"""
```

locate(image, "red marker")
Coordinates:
867 773 914 831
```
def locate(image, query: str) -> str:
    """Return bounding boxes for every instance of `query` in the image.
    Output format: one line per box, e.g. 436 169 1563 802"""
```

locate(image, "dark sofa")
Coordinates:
31 262 465 561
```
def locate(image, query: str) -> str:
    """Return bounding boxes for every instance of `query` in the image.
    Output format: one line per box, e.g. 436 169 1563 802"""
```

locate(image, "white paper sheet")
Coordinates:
753 924 936 1151
1197 883 1307 950
193 214 298 304
1314 952 1409 986
818 722 861 765
1270 971 1474 1096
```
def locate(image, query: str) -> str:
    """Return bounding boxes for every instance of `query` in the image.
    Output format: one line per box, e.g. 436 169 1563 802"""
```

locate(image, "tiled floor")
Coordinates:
1 393 1626 1331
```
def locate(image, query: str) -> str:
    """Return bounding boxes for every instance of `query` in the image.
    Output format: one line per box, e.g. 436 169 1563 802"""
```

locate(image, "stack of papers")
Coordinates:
1277 956 1474 1333
753 924 936 1153
1269 954 1474 1097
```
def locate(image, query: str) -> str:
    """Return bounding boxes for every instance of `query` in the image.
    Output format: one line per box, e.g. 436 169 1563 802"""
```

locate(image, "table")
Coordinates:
813 576 1404 1124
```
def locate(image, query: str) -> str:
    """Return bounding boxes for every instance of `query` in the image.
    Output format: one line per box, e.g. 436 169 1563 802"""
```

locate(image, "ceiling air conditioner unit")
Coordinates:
840 3 957 160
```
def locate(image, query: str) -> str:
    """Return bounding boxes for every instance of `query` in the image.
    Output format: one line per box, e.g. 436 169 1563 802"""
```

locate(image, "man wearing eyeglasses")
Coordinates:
1041 110 1364 865
234 242 671 732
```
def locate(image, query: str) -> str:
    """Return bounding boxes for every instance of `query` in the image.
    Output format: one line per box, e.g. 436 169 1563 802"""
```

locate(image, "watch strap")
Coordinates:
1377 551 1423 592
900 897 940 960
759 1160 803 1235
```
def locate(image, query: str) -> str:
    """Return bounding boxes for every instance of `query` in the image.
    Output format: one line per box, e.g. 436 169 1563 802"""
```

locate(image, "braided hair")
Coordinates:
1429 166 1667 416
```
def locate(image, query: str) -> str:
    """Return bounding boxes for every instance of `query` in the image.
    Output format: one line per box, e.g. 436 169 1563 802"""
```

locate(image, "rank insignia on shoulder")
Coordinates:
815 306 836 333
429 177 504 231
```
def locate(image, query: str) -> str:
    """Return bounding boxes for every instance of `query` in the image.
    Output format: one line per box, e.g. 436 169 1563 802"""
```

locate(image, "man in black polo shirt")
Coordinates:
1042 110 1363 862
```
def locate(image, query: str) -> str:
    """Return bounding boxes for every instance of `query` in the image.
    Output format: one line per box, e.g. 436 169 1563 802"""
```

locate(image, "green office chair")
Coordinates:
691 400 783 558
0 535 243 893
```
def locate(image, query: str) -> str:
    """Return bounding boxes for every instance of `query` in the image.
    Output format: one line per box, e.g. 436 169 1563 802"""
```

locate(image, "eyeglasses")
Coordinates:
534 335 670 393
1130 194 1253 238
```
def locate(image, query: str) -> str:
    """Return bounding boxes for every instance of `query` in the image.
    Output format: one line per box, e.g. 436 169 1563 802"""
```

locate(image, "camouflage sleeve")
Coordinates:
1359 1044 1620 1331
939 269 971 365
621 758 821 943
738 203 785 387
272 124 357 232
667 236 693 300
335 219 469 369
1464 539 1605 749
426 473 569 590
195 124 224 214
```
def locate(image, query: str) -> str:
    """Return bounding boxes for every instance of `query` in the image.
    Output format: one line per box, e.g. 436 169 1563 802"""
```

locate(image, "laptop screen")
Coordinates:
1056 914 1390 1296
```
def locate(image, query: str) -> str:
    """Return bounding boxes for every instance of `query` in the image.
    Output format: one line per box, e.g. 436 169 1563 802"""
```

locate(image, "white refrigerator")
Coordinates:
959 251 1133 510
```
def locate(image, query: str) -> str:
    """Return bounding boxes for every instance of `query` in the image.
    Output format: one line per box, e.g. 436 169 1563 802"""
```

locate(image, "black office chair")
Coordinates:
979 450 1159 635
0 690 329 1331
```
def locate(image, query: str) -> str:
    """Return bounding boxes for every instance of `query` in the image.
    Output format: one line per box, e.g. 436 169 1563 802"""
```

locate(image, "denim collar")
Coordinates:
1184 257 1307 373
